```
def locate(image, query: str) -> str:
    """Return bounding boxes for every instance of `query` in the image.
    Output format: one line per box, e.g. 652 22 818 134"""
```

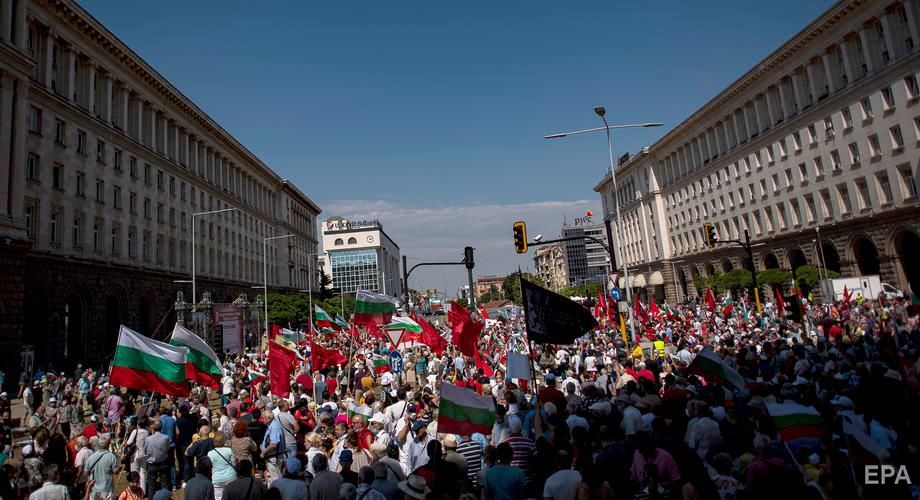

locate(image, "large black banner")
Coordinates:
521 277 598 345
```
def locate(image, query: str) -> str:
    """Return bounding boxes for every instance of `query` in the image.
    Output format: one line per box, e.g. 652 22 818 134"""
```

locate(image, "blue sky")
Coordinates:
81 0 831 293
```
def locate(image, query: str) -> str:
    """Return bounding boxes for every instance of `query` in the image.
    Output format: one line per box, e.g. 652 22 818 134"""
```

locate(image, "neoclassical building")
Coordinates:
596 0 920 304
0 0 321 374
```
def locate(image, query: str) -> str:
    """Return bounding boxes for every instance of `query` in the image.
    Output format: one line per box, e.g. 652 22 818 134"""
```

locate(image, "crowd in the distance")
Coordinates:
1 289 918 500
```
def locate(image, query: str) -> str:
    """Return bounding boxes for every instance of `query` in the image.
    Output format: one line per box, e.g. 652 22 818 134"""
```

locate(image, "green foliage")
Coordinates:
559 282 603 299
757 268 792 287
717 269 753 291
692 275 710 293
479 284 502 303
794 265 839 291
502 273 546 304
317 271 334 300
263 291 356 329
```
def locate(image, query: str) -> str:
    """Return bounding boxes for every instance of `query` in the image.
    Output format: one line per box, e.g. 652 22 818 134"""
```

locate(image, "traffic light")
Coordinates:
703 223 718 249
464 246 475 270
512 221 528 254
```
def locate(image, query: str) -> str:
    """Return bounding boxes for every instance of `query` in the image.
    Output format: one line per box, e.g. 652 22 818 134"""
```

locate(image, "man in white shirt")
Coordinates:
543 450 581 500
28 464 70 500
616 395 642 437
398 419 433 475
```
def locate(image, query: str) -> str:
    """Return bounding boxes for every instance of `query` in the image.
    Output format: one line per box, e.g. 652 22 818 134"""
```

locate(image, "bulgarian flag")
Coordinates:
438 382 496 436
353 290 398 326
384 316 424 344
247 368 267 385
110 325 190 397
315 305 335 329
169 324 223 390
333 314 351 331
767 402 824 448
372 355 390 374
686 345 746 389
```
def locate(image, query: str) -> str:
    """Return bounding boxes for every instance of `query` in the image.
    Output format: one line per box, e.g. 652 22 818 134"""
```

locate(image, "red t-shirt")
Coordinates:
325 378 337 397
81 423 97 440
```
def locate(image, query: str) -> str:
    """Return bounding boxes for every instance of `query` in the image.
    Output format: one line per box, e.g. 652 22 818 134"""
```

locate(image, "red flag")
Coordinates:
649 299 661 321
268 341 296 398
364 322 384 339
477 306 490 320
775 287 786 315
270 323 282 341
448 301 483 357
704 288 717 312
633 297 650 325
474 350 494 377
412 313 447 356
842 285 851 307
310 341 347 372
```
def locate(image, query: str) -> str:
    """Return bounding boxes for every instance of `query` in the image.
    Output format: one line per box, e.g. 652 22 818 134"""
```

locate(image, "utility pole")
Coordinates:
465 246 476 309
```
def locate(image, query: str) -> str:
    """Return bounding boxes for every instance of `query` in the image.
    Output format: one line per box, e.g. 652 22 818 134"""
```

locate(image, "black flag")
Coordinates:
521 278 598 345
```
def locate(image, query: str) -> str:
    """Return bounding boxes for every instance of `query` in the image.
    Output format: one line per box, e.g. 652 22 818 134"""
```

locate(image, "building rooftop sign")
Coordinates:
324 218 382 232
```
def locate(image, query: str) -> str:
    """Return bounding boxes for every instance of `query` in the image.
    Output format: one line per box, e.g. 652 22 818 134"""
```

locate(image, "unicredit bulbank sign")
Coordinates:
325 218 381 231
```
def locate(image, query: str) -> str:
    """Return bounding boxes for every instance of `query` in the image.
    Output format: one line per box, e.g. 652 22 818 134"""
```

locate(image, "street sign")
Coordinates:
608 272 619 290
609 287 621 302
389 351 403 372
384 328 405 350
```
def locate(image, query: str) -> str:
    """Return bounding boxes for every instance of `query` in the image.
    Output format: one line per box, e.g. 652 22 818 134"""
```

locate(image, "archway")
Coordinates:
740 256 754 273
704 263 716 277
821 242 841 273
678 270 689 300
763 252 780 269
722 260 734 272
24 287 49 371
893 229 920 292
138 296 152 336
789 248 808 276
65 293 86 362
105 295 123 350
852 236 880 275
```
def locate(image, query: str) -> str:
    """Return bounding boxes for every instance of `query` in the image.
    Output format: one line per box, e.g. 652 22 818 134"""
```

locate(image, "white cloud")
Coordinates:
322 199 602 296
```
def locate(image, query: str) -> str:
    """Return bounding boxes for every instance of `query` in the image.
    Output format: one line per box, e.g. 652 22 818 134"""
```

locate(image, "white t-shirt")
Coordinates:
543 469 582 500
585 356 597 372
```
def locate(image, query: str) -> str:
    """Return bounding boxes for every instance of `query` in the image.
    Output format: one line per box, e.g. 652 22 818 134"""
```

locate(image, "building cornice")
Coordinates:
40 0 294 188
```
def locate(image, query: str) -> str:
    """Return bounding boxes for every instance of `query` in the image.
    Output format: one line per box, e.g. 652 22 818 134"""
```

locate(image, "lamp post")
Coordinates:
305 251 324 330
191 207 238 306
263 234 295 337
545 110 662 340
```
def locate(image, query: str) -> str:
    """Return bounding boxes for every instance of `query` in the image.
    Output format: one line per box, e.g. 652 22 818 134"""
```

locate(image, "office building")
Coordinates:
320 217 401 296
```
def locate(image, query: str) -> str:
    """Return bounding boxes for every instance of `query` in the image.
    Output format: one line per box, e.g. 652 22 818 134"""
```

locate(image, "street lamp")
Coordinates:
263 234 296 337
545 108 662 341
191 207 239 306
304 251 325 330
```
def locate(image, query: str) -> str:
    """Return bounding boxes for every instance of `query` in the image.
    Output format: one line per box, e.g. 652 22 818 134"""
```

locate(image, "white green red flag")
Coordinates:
315 305 335 329
383 316 424 345
437 382 496 436
247 368 267 385
333 314 350 331
111 325 190 397
372 355 390 374
169 323 223 390
686 345 746 389
766 402 824 449
354 290 398 326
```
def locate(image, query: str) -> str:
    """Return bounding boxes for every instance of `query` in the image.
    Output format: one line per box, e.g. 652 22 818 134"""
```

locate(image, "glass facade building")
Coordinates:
330 249 381 293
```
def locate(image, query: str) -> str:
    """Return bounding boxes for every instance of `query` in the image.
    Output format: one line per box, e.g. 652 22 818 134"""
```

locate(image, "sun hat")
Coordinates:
397 475 431 500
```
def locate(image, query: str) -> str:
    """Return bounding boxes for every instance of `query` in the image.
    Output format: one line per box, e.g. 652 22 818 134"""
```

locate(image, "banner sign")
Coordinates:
214 305 243 354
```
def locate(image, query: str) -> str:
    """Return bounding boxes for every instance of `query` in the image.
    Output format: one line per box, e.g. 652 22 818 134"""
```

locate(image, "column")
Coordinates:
733 110 746 143
117 84 128 130
85 62 96 114
705 130 715 159
904 0 920 53
721 119 732 150
169 121 178 160
879 13 898 62
9 75 27 220
791 70 807 110
191 138 200 174
840 37 857 83
805 61 821 104
41 29 54 89
100 72 112 123
157 114 167 154
132 94 144 141
765 88 777 125
778 79 791 117
180 129 188 166
0 74 13 216
1 0 12 42
751 99 763 134
859 27 877 74
13 0 25 51
145 103 156 147
822 51 838 94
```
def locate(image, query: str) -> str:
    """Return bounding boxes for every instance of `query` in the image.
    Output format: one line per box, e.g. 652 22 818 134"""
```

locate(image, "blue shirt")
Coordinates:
485 464 526 500
159 415 176 447
262 419 286 457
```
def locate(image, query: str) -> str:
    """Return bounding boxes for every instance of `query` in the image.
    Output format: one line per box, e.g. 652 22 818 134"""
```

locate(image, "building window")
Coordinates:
890 125 904 149
92 219 101 253
96 140 105 163
144 163 151 184
111 225 120 257
792 131 802 151
808 124 818 143
823 116 834 137
75 171 85 196
52 163 63 189
906 75 920 99
778 138 787 157
881 87 895 109
29 107 41 134
841 107 853 128
49 207 63 245
848 142 861 165
180 182 187 201
868 134 882 157
347 237 357 244
804 194 817 222
157 170 164 189
114 149 122 170
129 192 137 214
169 176 176 195
830 150 841 171
129 157 137 178
877 173 893 204
784 168 793 187
334 238 344 246
142 231 150 262
157 203 164 223
766 145 774 163
127 228 135 257
26 153 39 182
798 163 808 182
76 130 87 155
72 214 83 248
899 166 917 199
814 157 824 178
144 198 151 218
54 119 65 145
113 185 121 209
95 180 104 203
169 207 176 227
860 97 873 120
838 184 852 214
855 178 871 210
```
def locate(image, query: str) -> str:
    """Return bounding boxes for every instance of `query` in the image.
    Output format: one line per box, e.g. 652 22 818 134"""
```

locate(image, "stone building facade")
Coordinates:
533 243 568 292
595 0 920 305
0 0 321 378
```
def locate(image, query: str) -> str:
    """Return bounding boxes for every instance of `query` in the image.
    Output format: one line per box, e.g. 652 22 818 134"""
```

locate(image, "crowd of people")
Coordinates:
0 289 918 500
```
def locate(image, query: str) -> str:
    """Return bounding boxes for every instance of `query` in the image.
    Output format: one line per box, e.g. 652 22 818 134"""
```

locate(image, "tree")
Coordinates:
266 292 310 328
502 273 545 304
757 268 792 288
479 284 501 304
794 265 839 293
317 271 334 300
717 269 753 292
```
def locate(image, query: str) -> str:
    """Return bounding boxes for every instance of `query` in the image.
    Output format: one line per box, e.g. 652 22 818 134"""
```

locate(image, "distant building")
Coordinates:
320 217 401 297
561 220 611 287
533 243 568 291
476 274 508 298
